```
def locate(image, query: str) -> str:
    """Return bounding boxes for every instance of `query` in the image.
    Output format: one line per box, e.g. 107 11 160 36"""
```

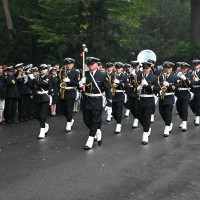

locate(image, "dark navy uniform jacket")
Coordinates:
81 70 112 110
129 70 142 98
31 75 52 104
0 75 7 99
60 68 79 100
191 70 200 96
158 73 178 105
6 75 20 98
176 72 193 100
110 73 129 103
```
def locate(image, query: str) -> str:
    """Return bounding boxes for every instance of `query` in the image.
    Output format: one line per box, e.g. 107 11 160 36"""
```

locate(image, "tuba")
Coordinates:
137 50 157 99
137 49 157 64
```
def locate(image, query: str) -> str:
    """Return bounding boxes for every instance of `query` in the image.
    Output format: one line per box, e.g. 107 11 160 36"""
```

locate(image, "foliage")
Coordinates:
0 0 197 67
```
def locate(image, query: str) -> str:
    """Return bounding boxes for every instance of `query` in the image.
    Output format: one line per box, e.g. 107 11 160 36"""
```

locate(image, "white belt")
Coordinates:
178 88 189 91
193 85 200 88
165 92 174 96
115 90 125 93
65 87 76 90
37 91 48 95
140 94 154 98
84 92 102 97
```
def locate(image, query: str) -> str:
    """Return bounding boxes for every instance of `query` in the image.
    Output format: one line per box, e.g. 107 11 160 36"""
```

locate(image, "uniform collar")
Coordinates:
90 69 97 76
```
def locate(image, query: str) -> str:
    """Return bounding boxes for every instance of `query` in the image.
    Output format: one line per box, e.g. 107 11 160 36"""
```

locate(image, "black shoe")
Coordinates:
97 140 102 146
142 141 148 145
94 138 97 142
19 118 25 122
5 120 12 124
115 131 120 134
24 118 28 121
11 120 17 123
164 134 169 137
84 145 91 150
195 123 199 126
182 129 186 132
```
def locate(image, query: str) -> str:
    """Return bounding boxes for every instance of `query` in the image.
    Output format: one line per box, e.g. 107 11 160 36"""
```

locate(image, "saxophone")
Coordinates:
109 74 117 96
59 66 67 99
161 73 167 100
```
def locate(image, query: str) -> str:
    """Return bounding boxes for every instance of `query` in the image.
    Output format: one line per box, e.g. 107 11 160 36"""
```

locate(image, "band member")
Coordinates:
49 67 59 117
28 64 52 139
59 58 79 132
176 62 193 132
128 61 142 128
190 59 200 126
134 62 160 145
105 62 115 122
148 59 157 123
158 62 178 137
14 63 32 122
79 57 112 150
4 66 20 124
124 64 131 117
111 62 129 134
0 66 7 124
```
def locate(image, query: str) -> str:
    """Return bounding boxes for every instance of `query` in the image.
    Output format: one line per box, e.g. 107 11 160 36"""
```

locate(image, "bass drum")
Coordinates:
137 50 157 63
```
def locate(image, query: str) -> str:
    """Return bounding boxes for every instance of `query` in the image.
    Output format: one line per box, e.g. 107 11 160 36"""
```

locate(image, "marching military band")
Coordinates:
0 49 200 150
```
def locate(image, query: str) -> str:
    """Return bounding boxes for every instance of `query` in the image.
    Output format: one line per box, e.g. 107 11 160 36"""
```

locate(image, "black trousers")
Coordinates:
176 98 190 121
36 102 49 128
129 97 138 118
190 95 200 116
4 98 17 122
159 101 173 126
82 108 102 137
112 101 124 123
18 95 30 120
124 100 130 109
138 98 154 132
63 99 75 122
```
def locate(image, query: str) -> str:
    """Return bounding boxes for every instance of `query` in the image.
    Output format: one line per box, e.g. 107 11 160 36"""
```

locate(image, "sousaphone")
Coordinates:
137 49 157 64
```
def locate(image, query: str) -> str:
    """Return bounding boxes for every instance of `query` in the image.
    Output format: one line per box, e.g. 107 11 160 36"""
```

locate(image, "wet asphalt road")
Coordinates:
0 108 200 200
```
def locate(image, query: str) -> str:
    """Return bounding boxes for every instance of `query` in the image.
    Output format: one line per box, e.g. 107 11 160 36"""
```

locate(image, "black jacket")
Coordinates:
0 75 7 99
14 71 31 95
81 70 112 110
110 73 129 102
158 73 178 105
6 75 20 98
176 72 193 100
129 70 142 98
191 70 200 96
60 68 79 100
28 75 52 104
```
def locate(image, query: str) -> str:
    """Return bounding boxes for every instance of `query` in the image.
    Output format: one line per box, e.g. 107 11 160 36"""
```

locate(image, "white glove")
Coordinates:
24 76 28 83
114 79 120 84
194 77 199 82
180 74 186 80
79 77 86 87
177 72 182 77
141 79 148 86
131 69 136 76
63 77 70 83
29 74 35 80
137 85 143 92
163 81 169 87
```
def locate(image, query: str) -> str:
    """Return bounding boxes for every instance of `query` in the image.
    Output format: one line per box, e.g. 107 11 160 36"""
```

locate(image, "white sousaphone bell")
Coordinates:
137 49 157 64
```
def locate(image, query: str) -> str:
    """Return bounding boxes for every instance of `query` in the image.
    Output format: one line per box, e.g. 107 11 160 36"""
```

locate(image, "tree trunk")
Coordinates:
191 0 200 43
2 0 13 39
